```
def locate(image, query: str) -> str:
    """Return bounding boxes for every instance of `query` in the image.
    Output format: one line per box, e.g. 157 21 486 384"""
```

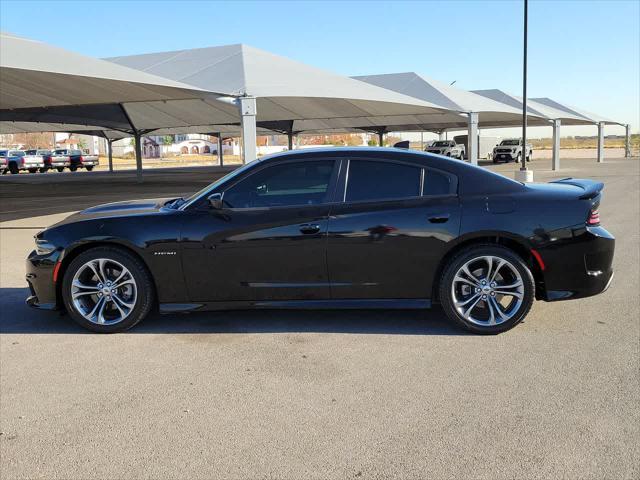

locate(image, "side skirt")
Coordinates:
159 298 432 314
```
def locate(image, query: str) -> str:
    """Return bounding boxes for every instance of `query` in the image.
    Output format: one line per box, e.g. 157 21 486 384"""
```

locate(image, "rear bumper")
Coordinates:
537 226 615 301
25 250 60 310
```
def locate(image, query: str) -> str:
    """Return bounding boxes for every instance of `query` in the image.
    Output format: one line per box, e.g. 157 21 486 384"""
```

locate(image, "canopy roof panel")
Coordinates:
472 89 594 125
351 72 550 129
106 44 449 121
530 97 619 125
0 31 230 109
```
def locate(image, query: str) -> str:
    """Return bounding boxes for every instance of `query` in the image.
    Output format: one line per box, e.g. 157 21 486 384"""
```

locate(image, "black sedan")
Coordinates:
26 147 615 334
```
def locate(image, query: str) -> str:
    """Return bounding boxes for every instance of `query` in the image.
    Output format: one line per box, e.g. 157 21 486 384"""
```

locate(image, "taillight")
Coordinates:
587 208 600 226
79 156 84 163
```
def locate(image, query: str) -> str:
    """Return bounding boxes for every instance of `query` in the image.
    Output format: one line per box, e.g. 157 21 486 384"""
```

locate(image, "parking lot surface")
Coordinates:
1 156 638 479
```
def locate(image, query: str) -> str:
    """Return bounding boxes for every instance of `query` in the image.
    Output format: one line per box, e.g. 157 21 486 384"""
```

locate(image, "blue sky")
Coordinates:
1 0 638 137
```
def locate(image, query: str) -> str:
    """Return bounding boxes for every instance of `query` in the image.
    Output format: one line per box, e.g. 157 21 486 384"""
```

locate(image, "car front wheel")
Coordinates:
62 247 155 333
439 245 534 334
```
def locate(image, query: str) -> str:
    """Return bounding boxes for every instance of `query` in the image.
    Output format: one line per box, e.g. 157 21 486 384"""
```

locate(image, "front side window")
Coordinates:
346 160 421 203
223 160 334 209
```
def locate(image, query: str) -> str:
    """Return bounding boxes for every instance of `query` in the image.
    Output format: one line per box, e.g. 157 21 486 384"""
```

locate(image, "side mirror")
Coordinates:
208 193 223 210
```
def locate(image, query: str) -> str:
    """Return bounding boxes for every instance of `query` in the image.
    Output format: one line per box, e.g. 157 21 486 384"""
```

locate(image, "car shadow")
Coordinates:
0 287 467 336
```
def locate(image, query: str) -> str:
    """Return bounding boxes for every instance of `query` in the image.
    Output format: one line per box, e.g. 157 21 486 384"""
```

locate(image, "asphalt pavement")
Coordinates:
1 155 638 479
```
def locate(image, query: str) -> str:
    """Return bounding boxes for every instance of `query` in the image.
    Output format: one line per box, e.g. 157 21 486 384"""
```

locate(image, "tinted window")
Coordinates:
423 169 453 196
223 160 334 208
70 150 82 155
0 151 7 157
25 150 37 155
346 160 420 202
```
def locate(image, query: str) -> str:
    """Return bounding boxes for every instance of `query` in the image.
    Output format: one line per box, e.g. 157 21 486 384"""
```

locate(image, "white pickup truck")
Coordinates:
53 149 99 171
492 139 533 163
425 140 465 160
1 150 45 174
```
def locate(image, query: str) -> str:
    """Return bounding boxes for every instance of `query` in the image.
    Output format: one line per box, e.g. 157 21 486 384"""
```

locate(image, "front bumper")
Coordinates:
494 152 516 161
537 226 615 301
25 249 60 310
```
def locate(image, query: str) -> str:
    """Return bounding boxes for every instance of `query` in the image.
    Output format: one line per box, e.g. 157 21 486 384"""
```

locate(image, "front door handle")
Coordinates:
300 224 321 234
428 214 450 224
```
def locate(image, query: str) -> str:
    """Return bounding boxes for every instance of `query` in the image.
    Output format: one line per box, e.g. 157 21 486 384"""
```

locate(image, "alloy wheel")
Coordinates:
71 258 137 325
451 255 524 326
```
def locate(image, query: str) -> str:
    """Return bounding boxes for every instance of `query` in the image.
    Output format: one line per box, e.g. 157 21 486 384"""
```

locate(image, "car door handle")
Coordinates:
299 224 321 234
428 214 450 223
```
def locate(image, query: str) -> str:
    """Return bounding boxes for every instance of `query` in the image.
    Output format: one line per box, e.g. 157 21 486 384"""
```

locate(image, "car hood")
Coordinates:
53 198 175 227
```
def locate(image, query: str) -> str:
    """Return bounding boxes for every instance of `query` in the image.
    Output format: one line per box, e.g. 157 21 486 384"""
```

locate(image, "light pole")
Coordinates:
516 0 533 182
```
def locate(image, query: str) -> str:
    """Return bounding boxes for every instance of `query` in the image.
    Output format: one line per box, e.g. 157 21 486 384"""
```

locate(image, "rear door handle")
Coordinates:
300 224 321 234
428 214 450 224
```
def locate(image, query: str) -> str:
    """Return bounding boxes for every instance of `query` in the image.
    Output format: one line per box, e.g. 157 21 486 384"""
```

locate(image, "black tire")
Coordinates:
9 163 18 174
61 246 155 333
56 167 64 172
439 244 535 334
86 165 94 171
69 165 77 172
515 153 521 164
39 167 48 173
28 168 37 174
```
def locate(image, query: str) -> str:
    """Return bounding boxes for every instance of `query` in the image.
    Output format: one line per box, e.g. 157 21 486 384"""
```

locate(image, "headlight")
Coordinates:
35 237 56 255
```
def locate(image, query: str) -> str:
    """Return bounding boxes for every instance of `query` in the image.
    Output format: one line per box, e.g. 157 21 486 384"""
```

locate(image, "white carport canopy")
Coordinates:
472 89 611 168
106 44 457 158
351 72 551 163
0 32 244 178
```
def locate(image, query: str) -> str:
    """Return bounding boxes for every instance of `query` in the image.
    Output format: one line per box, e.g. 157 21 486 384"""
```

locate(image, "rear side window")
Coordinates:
223 160 334 209
423 169 453 196
346 160 421 202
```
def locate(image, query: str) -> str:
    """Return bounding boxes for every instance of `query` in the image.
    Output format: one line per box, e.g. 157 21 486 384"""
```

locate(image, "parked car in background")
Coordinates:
53 149 99 171
425 140 465 159
24 149 70 173
3 150 45 174
26 147 614 334
0 149 8 172
493 139 533 163
454 135 501 160
49 150 71 172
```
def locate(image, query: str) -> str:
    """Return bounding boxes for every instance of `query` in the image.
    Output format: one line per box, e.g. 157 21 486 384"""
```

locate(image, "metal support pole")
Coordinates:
521 0 528 173
216 133 224 166
439 131 445 141
107 139 114 173
597 122 605 163
378 129 385 147
239 96 257 163
552 119 561 171
287 131 294 150
624 124 631 157
134 132 143 182
467 112 479 165
420 131 424 151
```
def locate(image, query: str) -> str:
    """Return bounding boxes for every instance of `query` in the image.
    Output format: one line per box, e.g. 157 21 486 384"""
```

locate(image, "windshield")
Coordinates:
500 140 520 146
181 161 264 208
37 150 51 155
432 141 452 147
54 150 67 154
9 151 25 157
0 151 7 157
25 150 37 155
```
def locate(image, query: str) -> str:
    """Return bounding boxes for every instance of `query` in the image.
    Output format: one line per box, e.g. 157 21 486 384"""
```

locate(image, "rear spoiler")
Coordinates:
551 178 604 200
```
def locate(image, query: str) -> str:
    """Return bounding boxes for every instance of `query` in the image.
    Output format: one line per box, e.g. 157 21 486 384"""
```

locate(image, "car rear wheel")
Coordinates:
86 166 94 171
56 167 64 172
69 165 77 172
516 153 521 164
439 245 534 334
28 168 37 173
62 247 155 333
39 167 48 173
